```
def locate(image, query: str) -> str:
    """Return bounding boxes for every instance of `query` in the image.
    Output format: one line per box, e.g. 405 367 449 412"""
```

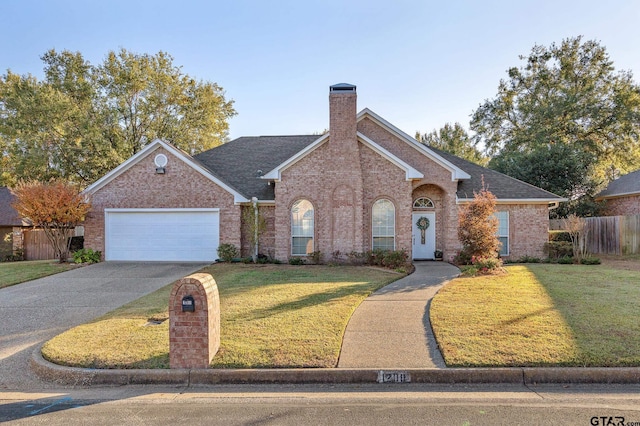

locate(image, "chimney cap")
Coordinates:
330 83 356 92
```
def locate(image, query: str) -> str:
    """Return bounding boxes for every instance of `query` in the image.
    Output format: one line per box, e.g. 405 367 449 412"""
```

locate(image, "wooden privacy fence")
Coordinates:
583 215 640 255
23 229 56 260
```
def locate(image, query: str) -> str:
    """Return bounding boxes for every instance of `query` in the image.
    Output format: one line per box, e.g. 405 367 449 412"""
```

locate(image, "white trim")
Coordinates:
262 134 329 181
596 191 640 201
357 108 471 181
84 139 249 204
357 133 423 180
457 198 567 204
291 199 314 256
261 131 424 182
105 208 220 213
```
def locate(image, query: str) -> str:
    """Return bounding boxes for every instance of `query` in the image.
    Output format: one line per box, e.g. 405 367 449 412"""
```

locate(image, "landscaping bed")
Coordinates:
431 264 640 367
42 263 401 369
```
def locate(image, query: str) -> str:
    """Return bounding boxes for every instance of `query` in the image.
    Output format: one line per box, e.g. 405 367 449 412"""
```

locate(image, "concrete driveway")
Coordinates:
0 262 207 390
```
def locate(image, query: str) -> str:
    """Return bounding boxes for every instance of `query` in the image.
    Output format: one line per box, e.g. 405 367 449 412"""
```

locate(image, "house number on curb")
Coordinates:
377 370 411 383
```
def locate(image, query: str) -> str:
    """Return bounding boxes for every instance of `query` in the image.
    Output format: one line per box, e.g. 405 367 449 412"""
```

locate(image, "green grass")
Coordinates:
0 260 77 289
431 264 640 367
42 263 401 369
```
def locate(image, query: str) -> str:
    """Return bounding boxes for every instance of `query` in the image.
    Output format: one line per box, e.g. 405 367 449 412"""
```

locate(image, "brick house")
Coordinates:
83 84 564 262
596 169 640 216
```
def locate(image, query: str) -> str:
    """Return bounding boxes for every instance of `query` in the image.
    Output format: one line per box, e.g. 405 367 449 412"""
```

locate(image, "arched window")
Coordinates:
413 197 435 209
291 199 314 255
372 199 395 250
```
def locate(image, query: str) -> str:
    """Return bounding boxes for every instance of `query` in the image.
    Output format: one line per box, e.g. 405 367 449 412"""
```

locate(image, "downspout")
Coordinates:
252 197 258 263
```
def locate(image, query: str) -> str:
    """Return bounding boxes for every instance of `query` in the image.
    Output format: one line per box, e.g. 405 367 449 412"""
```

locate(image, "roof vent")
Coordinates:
330 83 356 92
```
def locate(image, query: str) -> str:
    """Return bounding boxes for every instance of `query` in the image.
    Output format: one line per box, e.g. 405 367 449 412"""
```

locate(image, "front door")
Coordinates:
412 212 436 260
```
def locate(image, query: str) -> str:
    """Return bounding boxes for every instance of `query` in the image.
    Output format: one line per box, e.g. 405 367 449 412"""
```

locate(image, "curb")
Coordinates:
31 349 640 386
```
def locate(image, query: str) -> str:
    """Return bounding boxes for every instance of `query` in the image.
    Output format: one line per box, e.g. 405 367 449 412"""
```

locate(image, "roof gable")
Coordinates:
597 169 640 199
356 108 471 181
84 139 249 203
261 132 424 182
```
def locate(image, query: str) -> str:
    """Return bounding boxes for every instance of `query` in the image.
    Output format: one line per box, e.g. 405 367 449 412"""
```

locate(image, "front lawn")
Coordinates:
0 260 77 289
430 264 640 367
42 263 401 369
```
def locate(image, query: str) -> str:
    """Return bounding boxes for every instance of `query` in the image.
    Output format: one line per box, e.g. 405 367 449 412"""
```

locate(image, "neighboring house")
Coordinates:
596 169 640 216
83 84 564 262
0 186 24 259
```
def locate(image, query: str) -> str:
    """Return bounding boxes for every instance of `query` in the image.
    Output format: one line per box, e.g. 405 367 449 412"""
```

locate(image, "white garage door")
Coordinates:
105 209 219 261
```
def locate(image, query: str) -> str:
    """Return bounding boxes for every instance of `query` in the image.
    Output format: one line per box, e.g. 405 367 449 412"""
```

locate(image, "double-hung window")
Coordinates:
495 211 509 256
291 200 314 255
372 199 395 250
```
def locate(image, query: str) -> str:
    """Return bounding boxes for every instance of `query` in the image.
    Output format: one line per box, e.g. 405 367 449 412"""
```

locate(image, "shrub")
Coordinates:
347 251 365 265
217 243 239 263
364 249 386 266
557 256 574 264
580 257 601 265
382 249 409 269
516 255 541 263
453 250 473 265
471 255 503 274
544 241 574 259
73 248 101 264
549 231 572 242
288 257 305 265
308 250 323 264
457 185 500 259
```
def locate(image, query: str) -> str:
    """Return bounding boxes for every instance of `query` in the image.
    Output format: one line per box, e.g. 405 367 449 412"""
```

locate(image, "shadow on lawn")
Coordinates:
229 282 378 321
527 264 640 366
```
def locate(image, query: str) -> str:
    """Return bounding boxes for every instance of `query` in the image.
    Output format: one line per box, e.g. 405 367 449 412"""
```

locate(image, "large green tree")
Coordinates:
416 122 488 166
472 36 640 189
489 144 602 218
0 49 236 186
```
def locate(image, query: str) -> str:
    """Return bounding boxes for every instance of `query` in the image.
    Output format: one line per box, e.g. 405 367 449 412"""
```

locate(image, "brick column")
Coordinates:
169 273 220 369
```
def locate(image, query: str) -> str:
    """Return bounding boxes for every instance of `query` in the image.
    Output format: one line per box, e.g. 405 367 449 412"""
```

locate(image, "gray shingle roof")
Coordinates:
194 135 320 200
0 187 22 226
597 169 640 198
195 135 564 202
428 147 565 200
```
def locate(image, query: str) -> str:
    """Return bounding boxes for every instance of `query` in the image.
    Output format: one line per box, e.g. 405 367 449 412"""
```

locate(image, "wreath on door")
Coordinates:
416 216 430 244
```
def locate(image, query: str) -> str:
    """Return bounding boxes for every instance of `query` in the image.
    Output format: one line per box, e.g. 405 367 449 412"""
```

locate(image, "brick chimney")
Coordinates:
329 83 358 156
327 83 364 254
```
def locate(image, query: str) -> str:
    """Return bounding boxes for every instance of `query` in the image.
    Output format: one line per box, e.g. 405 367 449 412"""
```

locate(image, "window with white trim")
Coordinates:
372 199 395 250
495 211 509 256
291 199 314 256
413 197 434 209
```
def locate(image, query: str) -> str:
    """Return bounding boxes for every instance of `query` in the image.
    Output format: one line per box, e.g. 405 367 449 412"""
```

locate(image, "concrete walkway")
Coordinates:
338 261 460 369
0 262 206 391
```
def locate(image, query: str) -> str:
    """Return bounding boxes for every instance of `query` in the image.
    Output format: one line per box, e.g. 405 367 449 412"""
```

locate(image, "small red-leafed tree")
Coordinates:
11 180 91 263
457 183 501 262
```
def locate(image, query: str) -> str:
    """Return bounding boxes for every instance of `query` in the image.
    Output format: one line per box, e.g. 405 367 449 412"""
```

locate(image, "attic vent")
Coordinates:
330 83 356 92
256 169 264 177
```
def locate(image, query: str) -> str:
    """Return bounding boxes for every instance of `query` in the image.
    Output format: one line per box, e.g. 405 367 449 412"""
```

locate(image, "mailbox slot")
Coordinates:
181 295 195 312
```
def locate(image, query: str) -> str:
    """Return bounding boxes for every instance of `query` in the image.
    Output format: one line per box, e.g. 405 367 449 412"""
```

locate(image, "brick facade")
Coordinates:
602 195 640 216
84 146 241 258
496 204 549 259
85 85 555 263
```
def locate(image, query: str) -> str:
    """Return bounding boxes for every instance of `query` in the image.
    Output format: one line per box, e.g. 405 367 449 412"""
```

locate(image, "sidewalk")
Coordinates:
338 261 460 368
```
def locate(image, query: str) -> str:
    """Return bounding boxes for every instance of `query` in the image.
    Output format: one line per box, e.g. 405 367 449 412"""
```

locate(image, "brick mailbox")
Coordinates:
169 273 220 369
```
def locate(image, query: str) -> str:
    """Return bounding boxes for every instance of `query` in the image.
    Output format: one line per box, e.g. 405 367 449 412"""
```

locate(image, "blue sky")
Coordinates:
2 0 639 140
